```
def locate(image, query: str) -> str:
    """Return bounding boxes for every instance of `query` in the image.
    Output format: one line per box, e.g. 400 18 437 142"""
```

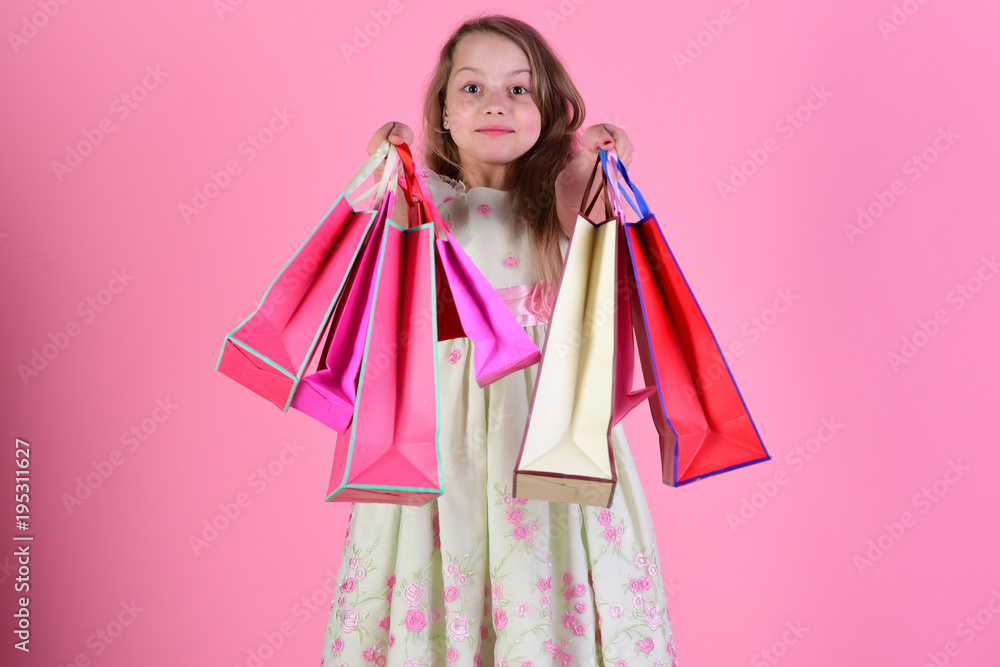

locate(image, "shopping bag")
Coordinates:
394 143 542 387
608 150 770 486
216 141 398 411
609 159 659 427
325 203 443 505
513 153 635 508
289 145 401 432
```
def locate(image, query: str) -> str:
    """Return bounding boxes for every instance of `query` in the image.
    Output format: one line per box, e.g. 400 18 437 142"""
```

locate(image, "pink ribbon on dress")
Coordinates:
496 280 556 326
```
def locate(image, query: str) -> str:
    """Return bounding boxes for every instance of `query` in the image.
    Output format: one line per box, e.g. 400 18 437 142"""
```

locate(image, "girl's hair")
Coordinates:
422 13 585 288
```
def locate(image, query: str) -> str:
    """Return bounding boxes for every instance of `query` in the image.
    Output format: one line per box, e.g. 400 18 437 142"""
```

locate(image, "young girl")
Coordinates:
321 14 678 667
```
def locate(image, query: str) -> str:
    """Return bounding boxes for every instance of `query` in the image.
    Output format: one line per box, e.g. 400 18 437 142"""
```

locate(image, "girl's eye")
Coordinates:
460 84 531 95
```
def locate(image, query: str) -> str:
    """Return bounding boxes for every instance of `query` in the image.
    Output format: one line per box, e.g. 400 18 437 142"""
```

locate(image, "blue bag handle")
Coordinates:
599 148 652 220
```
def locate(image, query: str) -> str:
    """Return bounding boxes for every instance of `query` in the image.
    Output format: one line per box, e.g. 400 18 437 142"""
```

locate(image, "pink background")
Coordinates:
2 0 999 665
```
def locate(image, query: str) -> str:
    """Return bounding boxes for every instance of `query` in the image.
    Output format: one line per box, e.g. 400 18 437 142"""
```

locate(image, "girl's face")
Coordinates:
443 33 542 187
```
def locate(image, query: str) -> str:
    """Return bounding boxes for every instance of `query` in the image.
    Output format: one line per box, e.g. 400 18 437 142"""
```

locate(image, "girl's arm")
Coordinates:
554 123 634 237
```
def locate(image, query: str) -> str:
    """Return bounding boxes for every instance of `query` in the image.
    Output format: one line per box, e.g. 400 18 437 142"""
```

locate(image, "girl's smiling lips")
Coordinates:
477 125 514 136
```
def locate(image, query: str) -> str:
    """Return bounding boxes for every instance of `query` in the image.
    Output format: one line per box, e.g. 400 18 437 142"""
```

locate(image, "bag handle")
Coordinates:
580 153 614 220
346 141 400 211
393 142 450 238
597 147 625 219
602 149 651 220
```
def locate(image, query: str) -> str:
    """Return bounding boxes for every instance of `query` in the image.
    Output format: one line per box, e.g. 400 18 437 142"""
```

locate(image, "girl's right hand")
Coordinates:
368 122 414 226
368 121 414 183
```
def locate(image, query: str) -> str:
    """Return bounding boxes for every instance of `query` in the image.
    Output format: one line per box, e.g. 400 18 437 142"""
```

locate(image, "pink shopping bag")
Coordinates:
326 213 442 505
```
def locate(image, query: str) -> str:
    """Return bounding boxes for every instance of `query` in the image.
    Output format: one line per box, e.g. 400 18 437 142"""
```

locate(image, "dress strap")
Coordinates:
496 280 556 327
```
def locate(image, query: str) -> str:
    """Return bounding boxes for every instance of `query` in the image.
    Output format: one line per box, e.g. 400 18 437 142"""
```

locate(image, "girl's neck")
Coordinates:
460 164 507 191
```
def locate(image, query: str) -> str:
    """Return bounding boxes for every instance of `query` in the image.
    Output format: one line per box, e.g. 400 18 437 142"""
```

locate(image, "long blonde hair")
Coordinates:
422 14 586 288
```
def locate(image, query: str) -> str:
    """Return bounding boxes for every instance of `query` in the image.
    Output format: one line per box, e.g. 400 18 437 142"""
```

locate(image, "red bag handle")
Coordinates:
393 142 450 240
580 154 614 220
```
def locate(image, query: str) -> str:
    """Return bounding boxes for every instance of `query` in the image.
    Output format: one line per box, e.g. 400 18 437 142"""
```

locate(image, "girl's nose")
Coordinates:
482 87 508 114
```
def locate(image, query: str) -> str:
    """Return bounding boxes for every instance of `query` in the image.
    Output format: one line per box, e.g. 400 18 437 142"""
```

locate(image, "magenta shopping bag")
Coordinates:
395 143 541 386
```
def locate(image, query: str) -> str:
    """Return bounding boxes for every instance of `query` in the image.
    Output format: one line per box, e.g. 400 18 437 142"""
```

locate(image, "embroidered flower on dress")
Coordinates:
445 219 455 232
644 603 663 631
636 637 655 654
402 582 427 606
404 609 426 632
340 607 360 632
443 196 454 202
478 204 491 218
491 580 504 605
503 254 519 268
448 349 462 364
446 616 471 642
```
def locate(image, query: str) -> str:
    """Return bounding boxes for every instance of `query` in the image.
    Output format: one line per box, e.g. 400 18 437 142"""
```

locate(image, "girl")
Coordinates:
321 14 678 667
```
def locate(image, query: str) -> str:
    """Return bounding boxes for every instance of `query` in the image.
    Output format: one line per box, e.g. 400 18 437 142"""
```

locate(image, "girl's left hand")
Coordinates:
582 123 633 170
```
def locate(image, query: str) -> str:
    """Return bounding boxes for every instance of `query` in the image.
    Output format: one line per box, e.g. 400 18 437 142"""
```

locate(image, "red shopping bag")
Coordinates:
216 142 398 411
289 145 402 433
604 150 770 486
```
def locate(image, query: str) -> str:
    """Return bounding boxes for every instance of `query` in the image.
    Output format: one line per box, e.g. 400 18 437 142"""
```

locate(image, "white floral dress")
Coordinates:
319 166 679 667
